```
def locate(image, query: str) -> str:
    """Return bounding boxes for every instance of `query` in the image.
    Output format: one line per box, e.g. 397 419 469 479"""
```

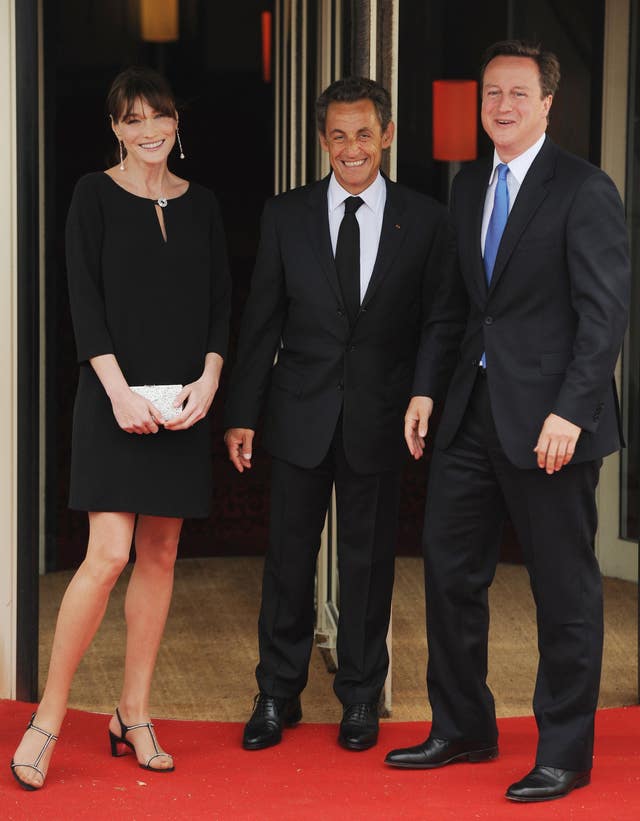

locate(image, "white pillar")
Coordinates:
0 0 18 699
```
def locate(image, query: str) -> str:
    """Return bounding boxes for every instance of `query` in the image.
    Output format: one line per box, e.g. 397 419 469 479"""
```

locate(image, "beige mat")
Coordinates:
39 557 637 724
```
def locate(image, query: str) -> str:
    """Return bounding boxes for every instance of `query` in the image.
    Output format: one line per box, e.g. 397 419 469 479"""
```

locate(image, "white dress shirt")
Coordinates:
481 132 547 253
328 172 387 301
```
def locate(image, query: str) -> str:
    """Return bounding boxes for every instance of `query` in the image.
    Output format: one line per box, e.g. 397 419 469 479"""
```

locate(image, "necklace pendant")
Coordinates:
157 197 168 208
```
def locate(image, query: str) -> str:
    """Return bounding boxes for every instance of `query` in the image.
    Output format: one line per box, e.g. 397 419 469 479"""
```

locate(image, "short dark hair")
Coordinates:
316 77 392 134
106 65 178 123
480 40 561 98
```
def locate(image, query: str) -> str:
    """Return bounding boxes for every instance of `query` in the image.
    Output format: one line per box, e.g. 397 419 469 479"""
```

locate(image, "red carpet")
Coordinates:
1 701 639 820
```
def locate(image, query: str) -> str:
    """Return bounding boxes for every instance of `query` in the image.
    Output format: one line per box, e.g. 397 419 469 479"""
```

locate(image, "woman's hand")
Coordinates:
164 352 223 431
110 388 163 434
89 353 162 434
163 376 217 431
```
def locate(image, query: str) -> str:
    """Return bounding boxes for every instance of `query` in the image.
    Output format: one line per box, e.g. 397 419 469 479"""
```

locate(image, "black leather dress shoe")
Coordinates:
385 736 498 769
506 766 591 802
338 703 379 751
242 693 302 750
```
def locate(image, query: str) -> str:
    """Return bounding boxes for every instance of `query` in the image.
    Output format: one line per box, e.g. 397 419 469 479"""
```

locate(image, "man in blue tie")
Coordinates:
385 40 630 803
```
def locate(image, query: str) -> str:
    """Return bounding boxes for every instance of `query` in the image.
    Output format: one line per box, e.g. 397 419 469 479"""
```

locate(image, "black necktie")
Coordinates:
335 196 364 324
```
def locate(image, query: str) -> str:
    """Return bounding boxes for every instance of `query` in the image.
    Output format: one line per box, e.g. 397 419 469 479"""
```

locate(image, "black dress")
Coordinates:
66 172 230 518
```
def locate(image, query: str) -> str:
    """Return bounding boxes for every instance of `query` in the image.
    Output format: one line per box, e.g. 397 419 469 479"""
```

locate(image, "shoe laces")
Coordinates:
344 703 374 722
252 694 277 718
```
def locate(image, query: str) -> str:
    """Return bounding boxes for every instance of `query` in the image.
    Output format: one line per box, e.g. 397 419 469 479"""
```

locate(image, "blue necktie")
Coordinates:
483 163 510 283
480 163 509 368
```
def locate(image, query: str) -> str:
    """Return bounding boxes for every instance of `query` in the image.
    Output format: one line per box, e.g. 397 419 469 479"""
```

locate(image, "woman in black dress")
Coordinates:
11 67 230 790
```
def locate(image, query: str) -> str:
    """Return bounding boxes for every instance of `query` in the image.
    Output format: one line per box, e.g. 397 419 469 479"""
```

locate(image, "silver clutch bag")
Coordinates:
130 384 183 421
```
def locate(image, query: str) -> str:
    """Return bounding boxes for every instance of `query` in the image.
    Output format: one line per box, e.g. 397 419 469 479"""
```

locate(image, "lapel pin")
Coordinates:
395 224 401 229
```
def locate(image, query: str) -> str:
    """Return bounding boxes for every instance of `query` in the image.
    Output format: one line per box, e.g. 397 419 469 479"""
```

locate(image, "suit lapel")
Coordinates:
488 138 556 295
360 178 408 311
305 176 343 304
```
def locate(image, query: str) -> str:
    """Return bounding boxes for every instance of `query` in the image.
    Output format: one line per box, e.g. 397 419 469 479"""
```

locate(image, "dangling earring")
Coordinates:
176 127 185 159
118 139 125 171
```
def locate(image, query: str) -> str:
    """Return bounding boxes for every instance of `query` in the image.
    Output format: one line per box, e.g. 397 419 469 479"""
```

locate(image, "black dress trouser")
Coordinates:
424 372 603 771
256 420 401 706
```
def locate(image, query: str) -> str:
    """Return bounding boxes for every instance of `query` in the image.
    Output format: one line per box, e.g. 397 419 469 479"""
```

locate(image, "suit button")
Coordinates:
349 345 356 352
471 359 478 367
360 306 367 313
484 316 494 325
338 381 344 391
337 308 344 317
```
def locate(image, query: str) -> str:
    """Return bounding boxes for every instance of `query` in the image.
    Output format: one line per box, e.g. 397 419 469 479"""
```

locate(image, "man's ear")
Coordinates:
318 130 329 153
382 120 395 149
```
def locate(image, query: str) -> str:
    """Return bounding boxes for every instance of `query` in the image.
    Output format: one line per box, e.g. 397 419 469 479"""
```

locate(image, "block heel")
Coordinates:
108 707 174 772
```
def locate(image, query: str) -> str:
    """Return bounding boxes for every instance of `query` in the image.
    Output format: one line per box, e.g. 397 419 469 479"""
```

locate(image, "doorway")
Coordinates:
24 0 617 709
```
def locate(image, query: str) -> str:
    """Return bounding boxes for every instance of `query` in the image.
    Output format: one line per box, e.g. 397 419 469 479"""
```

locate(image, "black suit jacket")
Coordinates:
435 137 630 468
224 175 464 474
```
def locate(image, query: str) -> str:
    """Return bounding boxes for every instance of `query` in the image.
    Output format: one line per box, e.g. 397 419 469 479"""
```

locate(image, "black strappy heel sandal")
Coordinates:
10 713 59 791
108 707 174 772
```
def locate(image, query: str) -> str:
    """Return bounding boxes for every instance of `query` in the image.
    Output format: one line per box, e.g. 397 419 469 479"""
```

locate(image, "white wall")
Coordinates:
0 0 17 699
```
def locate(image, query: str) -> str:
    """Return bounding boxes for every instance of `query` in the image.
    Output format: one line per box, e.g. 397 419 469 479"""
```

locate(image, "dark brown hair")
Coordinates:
480 40 561 98
106 66 177 123
316 76 392 134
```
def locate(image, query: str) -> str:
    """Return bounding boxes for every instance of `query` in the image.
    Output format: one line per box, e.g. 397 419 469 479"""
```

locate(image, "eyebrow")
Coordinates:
123 109 164 119
328 127 373 135
485 83 531 90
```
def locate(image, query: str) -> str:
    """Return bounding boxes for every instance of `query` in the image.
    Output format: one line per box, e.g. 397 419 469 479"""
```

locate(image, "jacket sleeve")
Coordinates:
412 202 468 401
223 198 287 429
65 176 114 363
552 171 630 431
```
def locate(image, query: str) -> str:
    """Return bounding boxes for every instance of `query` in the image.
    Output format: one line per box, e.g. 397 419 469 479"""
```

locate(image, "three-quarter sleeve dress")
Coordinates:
65 172 231 518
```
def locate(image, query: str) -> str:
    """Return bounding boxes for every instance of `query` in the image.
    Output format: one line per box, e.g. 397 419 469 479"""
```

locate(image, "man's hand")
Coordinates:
534 413 582 474
404 396 434 460
224 428 255 473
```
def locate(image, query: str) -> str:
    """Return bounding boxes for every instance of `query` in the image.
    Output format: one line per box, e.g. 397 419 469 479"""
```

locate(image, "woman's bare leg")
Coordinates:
107 515 182 769
12 511 136 788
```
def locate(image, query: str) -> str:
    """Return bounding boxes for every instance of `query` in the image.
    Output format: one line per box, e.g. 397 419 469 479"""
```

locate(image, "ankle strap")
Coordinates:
115 706 155 736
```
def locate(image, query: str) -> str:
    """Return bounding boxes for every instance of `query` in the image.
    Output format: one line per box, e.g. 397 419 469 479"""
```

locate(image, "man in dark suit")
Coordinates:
385 41 630 801
224 77 462 752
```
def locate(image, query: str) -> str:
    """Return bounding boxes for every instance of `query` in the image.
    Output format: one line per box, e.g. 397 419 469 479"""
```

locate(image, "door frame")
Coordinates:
597 0 635 580
15 0 41 701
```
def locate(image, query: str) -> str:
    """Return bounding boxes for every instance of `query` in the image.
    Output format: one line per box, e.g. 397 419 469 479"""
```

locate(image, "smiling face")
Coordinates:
112 97 177 168
481 55 552 162
318 99 394 194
